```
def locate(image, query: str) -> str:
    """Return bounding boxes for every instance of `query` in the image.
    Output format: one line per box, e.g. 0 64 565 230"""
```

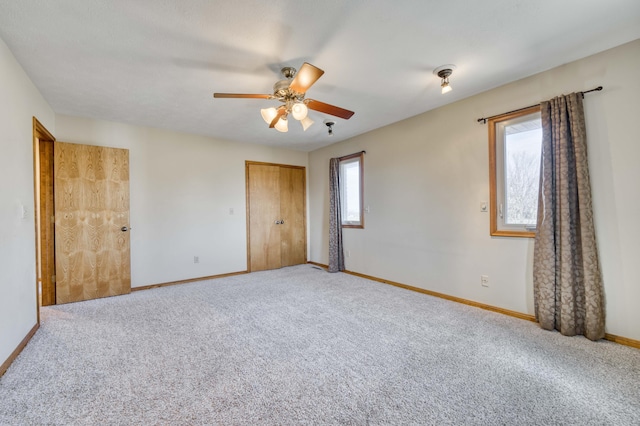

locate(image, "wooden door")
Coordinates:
247 162 306 272
248 164 282 271
280 167 306 267
54 142 131 304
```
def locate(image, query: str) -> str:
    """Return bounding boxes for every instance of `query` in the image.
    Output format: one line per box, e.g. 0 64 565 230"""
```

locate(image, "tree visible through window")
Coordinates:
489 106 541 237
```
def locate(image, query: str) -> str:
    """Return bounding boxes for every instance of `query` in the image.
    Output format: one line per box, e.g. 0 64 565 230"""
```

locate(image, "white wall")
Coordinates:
0 38 55 364
55 115 308 287
309 39 640 341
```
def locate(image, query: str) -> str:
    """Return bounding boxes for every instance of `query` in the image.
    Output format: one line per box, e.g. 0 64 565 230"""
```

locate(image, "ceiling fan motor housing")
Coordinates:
273 79 292 98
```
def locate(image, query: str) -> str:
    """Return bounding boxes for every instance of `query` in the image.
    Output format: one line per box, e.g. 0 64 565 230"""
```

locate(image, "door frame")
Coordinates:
245 161 307 272
32 117 56 321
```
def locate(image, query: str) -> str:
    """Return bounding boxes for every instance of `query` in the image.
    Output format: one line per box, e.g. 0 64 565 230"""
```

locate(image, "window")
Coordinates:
339 152 364 228
489 106 542 237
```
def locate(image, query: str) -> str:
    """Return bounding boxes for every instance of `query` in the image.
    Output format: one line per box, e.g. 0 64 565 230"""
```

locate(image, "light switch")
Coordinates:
480 202 488 212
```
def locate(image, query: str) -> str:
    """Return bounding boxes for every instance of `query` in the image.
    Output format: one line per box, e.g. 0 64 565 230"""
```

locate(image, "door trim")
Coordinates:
32 117 56 322
245 161 307 272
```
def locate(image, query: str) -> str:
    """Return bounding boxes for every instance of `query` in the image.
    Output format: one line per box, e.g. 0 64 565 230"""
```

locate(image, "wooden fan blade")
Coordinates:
269 107 287 128
306 99 355 120
289 63 324 94
213 93 272 99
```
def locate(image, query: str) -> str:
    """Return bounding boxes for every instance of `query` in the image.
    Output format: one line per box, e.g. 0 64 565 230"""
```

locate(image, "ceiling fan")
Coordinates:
213 62 355 133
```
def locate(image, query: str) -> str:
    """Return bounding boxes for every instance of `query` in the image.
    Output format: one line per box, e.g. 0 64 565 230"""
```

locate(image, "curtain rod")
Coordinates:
338 150 366 160
476 86 603 124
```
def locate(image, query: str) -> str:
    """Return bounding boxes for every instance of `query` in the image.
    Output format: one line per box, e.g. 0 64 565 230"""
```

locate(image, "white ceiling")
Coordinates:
1 1 639 151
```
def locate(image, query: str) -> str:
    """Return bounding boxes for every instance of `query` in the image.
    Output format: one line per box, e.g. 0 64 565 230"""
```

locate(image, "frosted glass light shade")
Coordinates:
261 107 278 124
291 103 308 120
274 117 288 132
300 116 314 131
441 80 452 94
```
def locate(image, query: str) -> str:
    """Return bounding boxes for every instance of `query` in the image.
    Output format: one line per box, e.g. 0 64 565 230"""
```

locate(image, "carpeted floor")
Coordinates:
1 265 639 425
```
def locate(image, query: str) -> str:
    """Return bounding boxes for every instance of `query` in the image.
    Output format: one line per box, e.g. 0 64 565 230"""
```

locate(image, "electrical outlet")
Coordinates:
194 256 199 264
481 275 489 287
480 202 488 212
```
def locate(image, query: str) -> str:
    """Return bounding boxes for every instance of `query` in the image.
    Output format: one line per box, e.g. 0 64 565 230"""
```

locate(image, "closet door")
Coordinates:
279 166 306 267
247 162 306 272
248 164 282 271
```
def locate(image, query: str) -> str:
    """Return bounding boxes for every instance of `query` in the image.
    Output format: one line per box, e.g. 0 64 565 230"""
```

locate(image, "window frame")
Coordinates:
488 106 541 238
339 152 364 229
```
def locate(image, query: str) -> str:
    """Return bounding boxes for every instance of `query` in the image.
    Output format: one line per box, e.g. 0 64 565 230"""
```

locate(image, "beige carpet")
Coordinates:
1 265 639 424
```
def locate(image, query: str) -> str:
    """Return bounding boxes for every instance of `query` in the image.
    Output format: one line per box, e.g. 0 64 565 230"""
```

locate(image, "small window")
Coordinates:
489 106 541 237
340 152 364 228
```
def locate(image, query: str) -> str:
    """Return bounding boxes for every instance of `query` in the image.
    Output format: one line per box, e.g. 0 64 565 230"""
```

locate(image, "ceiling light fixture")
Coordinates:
433 65 456 94
324 120 335 136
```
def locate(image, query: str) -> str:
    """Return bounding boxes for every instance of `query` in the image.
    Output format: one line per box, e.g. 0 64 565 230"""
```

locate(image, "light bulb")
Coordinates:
261 107 278 124
300 116 314 131
441 79 452 94
274 116 288 132
291 103 308 120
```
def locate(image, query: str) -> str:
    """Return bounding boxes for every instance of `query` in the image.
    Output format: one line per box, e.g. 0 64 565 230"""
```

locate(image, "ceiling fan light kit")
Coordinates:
291 102 308 120
300 115 314 131
274 116 288 133
214 62 354 134
433 64 456 94
260 107 278 124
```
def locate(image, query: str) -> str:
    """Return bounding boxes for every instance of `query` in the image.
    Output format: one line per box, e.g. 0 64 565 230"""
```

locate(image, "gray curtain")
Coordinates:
328 158 345 272
533 92 605 341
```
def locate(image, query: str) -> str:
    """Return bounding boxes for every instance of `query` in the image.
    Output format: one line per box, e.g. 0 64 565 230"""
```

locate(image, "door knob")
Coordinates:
121 226 131 232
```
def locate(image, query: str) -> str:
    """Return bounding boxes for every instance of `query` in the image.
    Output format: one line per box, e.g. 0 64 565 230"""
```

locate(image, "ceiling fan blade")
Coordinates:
289 62 324 94
306 99 355 120
213 93 272 99
269 107 287 128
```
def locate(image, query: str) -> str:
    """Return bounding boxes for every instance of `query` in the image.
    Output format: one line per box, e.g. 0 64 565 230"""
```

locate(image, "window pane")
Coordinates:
341 160 361 224
489 105 541 237
504 120 541 225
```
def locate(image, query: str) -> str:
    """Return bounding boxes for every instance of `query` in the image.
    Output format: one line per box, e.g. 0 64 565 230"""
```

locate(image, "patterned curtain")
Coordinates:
533 92 605 341
328 158 345 273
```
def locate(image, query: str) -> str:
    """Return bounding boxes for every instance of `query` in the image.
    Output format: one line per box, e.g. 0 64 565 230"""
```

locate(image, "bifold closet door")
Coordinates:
279 166 306 267
248 164 282 271
247 162 306 272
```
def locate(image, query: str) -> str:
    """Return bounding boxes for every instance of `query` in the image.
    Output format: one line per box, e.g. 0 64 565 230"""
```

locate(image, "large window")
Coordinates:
489 106 542 237
339 152 364 228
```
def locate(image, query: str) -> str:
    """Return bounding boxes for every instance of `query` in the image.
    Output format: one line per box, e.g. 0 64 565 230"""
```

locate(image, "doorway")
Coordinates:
33 120 132 308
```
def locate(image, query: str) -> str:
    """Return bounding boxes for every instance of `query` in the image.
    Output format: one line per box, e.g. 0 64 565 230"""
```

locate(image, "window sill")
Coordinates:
343 224 364 229
490 229 535 238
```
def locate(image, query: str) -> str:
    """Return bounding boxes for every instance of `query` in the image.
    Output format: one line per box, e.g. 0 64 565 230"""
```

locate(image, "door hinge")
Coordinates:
51 275 56 283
